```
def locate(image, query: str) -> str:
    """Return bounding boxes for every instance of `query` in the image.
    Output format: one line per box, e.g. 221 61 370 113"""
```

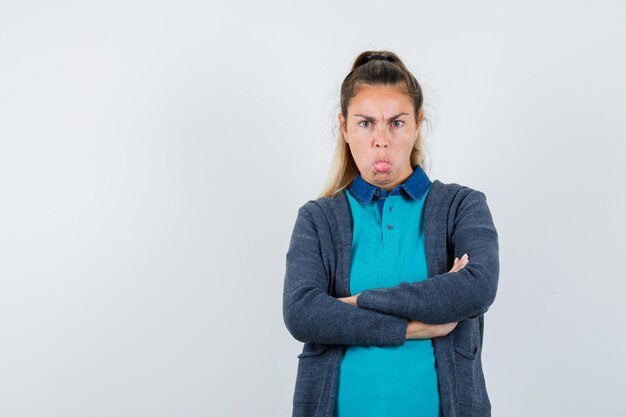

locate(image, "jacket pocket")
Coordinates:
297 345 330 358
454 344 480 407
292 401 319 417
454 344 477 360
293 347 330 405
458 401 490 417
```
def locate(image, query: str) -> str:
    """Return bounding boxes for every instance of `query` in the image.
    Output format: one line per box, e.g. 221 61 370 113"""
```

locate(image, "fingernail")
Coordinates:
462 253 468 259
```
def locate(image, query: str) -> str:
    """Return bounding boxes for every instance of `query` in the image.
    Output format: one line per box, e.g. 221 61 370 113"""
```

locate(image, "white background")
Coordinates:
1 1 625 416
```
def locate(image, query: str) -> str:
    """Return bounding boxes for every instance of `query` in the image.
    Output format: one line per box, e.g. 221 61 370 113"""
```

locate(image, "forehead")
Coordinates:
348 84 413 115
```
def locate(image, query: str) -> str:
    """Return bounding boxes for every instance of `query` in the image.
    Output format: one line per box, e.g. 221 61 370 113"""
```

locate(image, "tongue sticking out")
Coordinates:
374 161 391 172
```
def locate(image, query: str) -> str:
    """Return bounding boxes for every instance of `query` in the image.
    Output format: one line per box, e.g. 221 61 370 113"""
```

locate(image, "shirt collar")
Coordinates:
348 164 432 205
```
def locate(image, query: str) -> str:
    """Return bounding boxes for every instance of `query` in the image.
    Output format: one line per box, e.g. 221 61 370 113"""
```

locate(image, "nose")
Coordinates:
374 128 389 148
374 126 389 148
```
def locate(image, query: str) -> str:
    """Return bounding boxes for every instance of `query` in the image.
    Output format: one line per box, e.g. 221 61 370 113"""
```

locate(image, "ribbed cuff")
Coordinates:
357 289 390 312
373 314 407 346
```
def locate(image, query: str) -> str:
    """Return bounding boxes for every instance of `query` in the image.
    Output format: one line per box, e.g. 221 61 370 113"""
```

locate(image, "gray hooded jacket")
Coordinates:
283 179 500 417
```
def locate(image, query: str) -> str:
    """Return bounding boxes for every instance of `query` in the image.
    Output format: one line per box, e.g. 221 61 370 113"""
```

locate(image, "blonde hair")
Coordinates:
318 50 430 199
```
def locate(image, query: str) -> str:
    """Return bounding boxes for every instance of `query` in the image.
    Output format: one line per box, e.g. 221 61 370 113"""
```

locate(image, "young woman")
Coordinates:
283 50 499 417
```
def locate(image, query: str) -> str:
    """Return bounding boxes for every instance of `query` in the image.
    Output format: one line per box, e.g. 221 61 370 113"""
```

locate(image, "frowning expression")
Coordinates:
339 84 423 192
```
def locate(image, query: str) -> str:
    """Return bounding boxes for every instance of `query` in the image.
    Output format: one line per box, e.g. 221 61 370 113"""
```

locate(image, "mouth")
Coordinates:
373 160 391 173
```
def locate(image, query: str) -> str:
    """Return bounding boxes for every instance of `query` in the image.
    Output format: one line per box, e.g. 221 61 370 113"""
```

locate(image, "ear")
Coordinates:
415 111 424 136
338 113 348 141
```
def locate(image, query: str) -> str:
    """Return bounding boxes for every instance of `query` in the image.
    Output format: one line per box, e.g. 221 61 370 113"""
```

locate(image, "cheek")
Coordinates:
349 144 368 164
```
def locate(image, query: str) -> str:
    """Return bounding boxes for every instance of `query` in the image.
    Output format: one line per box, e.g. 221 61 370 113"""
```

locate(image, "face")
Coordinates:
339 84 423 192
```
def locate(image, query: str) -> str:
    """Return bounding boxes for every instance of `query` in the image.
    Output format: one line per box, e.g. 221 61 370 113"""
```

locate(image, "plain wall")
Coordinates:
1 1 625 416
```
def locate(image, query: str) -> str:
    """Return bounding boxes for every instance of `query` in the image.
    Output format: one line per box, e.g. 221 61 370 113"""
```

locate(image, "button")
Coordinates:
374 190 380 196
387 224 394 230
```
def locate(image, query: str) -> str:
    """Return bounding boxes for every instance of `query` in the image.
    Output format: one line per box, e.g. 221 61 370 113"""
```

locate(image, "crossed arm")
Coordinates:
282 189 499 346
353 190 499 324
282 204 409 346
338 254 470 339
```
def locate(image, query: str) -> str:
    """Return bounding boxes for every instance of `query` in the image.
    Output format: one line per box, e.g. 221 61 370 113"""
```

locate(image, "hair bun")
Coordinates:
363 54 394 64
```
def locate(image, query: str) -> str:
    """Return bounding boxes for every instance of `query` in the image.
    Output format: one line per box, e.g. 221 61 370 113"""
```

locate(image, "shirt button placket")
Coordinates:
382 195 397 249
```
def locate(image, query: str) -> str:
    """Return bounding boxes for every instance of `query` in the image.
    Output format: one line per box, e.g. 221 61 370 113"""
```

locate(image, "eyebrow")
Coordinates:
353 112 409 121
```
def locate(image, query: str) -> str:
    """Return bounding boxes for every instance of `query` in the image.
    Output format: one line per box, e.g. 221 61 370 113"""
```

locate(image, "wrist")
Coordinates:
407 320 427 337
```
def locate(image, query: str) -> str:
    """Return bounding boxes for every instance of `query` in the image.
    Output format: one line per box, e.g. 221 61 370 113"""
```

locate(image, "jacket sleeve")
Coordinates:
355 189 499 324
282 204 409 346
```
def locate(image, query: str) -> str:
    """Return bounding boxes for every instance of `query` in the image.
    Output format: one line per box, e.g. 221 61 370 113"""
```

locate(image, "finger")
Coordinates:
451 256 466 272
453 257 465 270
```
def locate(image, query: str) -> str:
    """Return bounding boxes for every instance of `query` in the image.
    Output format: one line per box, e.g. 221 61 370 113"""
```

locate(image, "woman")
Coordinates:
283 51 499 417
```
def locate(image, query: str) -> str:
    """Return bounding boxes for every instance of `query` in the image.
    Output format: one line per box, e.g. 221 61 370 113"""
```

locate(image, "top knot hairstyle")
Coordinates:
319 50 429 199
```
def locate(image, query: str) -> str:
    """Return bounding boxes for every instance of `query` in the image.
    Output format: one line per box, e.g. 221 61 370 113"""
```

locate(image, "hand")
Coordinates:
449 253 469 272
337 293 360 306
406 320 458 339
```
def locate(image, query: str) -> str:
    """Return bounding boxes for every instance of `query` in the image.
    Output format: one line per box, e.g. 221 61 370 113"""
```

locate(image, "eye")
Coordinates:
392 120 404 128
358 120 372 128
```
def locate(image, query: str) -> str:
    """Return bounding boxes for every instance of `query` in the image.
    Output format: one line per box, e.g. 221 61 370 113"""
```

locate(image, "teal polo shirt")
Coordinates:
334 165 441 417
